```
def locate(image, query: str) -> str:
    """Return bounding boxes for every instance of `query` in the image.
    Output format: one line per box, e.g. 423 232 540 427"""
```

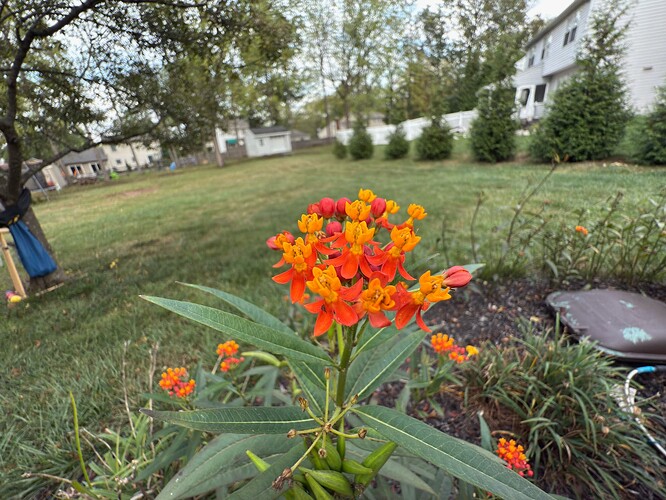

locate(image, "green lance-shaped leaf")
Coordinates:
178 282 297 336
140 406 315 434
353 405 554 500
227 444 304 500
156 434 293 500
346 329 423 400
290 361 327 414
141 296 330 365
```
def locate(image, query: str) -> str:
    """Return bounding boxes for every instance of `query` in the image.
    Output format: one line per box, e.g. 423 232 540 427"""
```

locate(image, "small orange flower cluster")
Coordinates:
159 367 196 398
216 340 244 372
575 225 589 236
430 333 479 363
268 190 472 336
496 438 534 477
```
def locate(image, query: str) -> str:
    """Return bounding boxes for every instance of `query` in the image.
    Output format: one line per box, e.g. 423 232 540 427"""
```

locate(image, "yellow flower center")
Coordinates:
345 221 375 255
282 237 312 273
360 278 396 313
306 265 341 303
298 213 323 234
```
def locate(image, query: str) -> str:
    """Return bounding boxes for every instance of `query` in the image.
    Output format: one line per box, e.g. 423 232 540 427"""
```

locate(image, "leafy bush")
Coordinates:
348 123 374 160
470 84 517 162
529 2 630 162
385 125 410 160
460 321 666 499
332 139 347 159
620 87 666 165
416 120 453 161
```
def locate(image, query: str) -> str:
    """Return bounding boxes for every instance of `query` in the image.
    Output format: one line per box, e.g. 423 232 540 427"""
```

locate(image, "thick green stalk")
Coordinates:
335 327 355 407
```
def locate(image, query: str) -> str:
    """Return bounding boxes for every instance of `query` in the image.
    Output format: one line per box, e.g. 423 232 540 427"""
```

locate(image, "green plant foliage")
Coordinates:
348 123 374 160
459 322 666 499
470 84 517 162
416 119 453 161
621 86 666 165
332 139 347 159
385 125 410 159
529 1 630 162
353 405 553 500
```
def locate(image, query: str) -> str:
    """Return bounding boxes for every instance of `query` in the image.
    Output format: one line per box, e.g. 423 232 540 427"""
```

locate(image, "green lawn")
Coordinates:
1 144 663 496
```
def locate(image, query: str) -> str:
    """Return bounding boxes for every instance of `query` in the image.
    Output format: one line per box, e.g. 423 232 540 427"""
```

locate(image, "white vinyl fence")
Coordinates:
335 110 478 145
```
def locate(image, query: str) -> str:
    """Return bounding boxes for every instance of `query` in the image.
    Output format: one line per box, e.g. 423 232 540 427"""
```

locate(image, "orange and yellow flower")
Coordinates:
159 367 196 399
217 340 239 357
358 188 377 203
368 225 420 280
220 356 244 372
326 220 377 279
395 271 452 331
303 265 362 336
273 237 317 303
355 273 397 328
496 438 533 477
575 225 589 236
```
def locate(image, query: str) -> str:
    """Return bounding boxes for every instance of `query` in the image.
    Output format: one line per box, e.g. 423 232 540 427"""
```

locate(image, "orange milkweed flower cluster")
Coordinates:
430 333 479 363
216 340 244 373
496 438 534 477
159 367 196 398
269 190 472 336
575 225 589 236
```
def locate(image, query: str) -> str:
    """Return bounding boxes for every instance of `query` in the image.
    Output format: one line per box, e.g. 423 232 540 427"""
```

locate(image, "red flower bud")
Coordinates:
319 197 336 218
335 198 351 219
371 197 387 218
307 203 322 216
325 220 342 236
442 266 472 288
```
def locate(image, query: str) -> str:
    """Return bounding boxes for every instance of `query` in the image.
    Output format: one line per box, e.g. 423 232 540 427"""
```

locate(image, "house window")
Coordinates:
91 163 101 173
527 47 536 68
563 11 580 46
535 84 547 103
519 88 530 106
541 35 552 60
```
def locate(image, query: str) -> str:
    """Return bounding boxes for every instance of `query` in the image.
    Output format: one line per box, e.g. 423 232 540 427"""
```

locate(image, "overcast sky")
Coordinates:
416 0 568 20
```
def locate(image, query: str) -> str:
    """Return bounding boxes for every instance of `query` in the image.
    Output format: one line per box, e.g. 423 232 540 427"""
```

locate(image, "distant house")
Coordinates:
317 112 386 139
245 127 292 157
514 0 666 123
59 147 107 178
104 142 161 172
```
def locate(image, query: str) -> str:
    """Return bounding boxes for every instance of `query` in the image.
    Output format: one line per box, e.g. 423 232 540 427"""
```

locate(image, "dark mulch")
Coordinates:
373 277 666 495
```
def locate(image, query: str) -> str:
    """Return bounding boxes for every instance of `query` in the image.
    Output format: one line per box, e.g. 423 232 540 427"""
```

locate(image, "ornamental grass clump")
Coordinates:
138 189 552 499
459 320 666 499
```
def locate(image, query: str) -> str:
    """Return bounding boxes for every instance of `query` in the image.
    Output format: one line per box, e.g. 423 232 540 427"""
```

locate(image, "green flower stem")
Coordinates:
335 326 356 408
292 432 323 472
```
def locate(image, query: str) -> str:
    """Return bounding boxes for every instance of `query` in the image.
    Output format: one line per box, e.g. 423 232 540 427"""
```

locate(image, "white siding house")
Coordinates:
245 127 292 157
515 0 666 122
104 142 161 172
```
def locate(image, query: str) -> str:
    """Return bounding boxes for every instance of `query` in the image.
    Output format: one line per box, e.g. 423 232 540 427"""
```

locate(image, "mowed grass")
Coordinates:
0 143 663 495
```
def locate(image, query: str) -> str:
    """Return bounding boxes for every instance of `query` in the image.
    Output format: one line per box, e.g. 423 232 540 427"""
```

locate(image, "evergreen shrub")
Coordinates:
332 139 347 159
384 125 410 159
416 120 453 161
348 123 373 160
470 85 517 162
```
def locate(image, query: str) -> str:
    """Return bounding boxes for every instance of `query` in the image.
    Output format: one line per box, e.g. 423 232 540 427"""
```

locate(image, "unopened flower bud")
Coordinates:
319 197 335 218
335 198 351 219
324 367 331 380
307 203 322 216
442 266 472 288
325 220 342 237
371 197 387 218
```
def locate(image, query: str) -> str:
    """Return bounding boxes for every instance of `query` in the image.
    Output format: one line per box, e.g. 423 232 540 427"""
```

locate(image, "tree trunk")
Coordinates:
20 206 67 292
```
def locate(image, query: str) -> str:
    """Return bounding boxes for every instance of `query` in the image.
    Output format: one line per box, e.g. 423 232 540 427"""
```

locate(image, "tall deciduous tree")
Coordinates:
0 0 291 290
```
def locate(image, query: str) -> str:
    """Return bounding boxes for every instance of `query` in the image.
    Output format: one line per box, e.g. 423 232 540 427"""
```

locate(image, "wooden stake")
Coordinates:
0 228 27 298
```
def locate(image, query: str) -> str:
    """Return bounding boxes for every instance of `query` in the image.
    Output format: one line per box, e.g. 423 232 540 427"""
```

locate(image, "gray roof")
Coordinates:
60 147 107 165
249 126 290 135
526 0 589 49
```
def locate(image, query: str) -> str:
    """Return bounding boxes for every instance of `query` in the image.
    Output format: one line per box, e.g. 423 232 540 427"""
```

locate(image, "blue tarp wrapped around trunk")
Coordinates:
8 221 57 278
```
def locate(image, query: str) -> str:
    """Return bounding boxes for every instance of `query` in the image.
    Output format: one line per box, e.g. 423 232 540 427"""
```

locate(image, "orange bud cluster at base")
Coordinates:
159 367 196 399
431 333 479 363
216 340 244 373
575 225 589 236
220 356 244 372
217 340 239 357
496 438 534 477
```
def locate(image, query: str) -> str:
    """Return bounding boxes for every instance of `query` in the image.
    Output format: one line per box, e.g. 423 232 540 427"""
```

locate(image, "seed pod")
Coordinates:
322 436 342 471
303 469 354 498
356 441 398 486
305 472 334 500
245 450 270 472
288 483 316 500
341 459 373 475
337 433 346 459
